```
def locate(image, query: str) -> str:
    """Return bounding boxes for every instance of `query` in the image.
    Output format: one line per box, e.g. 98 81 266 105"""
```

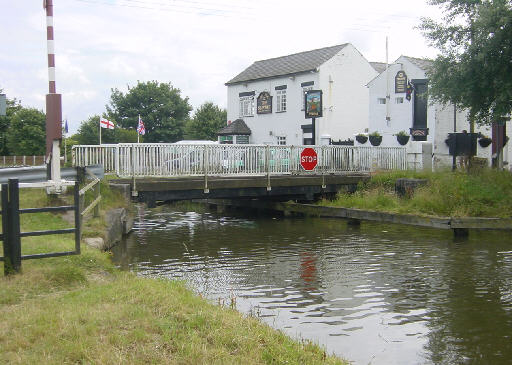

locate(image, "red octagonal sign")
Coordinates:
300 148 318 171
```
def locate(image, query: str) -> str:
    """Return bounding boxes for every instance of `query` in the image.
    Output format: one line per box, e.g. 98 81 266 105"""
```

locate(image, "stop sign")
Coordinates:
300 148 318 171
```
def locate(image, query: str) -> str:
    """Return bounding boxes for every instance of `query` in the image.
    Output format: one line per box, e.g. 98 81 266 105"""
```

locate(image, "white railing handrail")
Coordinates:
72 143 407 177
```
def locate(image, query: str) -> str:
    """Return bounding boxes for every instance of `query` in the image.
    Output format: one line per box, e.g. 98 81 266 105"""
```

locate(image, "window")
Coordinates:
219 135 233 144
276 89 287 112
396 97 404 104
277 136 286 145
377 98 386 104
239 96 254 117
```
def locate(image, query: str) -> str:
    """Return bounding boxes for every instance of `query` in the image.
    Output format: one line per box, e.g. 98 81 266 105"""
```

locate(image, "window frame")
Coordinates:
239 95 255 117
276 136 286 145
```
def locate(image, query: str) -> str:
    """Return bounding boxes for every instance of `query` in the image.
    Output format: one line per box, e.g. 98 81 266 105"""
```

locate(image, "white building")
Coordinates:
225 44 380 145
366 55 511 169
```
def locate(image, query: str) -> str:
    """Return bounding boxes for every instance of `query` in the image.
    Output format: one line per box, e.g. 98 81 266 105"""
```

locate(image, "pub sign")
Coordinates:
395 71 407 93
305 90 323 118
257 91 272 114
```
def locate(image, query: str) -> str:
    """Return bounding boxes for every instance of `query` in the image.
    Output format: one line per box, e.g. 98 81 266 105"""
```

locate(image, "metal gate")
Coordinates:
0 179 81 275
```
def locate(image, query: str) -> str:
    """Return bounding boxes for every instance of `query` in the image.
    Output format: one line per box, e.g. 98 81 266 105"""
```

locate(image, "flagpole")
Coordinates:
63 118 68 163
99 118 102 145
137 114 140 143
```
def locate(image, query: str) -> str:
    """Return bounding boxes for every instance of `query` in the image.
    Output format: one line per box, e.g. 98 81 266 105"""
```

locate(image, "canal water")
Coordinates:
112 205 512 365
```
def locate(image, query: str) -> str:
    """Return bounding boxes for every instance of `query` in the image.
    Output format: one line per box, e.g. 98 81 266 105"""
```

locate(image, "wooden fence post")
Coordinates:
6 179 21 274
93 181 100 218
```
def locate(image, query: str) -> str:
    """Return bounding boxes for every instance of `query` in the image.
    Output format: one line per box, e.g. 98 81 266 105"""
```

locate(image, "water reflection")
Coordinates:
112 205 512 365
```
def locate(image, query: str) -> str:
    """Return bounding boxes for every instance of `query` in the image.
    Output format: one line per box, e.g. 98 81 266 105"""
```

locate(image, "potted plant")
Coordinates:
478 134 492 148
355 133 368 144
369 131 382 146
395 130 410 145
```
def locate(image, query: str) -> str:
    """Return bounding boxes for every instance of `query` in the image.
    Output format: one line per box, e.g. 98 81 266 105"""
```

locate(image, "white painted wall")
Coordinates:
226 44 377 145
367 58 433 146
226 72 319 145
366 56 506 170
317 44 377 142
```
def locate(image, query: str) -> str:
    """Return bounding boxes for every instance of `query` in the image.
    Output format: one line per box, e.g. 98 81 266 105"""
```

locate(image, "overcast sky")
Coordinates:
0 0 443 133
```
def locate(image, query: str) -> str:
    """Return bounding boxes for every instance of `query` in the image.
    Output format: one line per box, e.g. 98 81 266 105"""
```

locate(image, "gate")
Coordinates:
0 179 81 275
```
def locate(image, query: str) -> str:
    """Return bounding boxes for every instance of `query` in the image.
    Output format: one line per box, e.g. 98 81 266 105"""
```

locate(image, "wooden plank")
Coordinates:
81 196 101 217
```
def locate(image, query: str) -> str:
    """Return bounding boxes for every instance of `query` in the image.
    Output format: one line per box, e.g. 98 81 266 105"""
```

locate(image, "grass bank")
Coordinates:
1 185 345 364
322 169 512 218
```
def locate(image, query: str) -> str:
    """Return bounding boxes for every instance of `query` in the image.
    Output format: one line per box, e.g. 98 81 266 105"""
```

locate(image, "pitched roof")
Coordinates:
401 56 433 71
217 119 252 136
226 44 349 85
370 62 387 74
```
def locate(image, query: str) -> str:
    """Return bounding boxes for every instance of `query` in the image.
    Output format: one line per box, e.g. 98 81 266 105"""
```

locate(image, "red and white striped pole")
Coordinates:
45 0 56 94
43 0 62 183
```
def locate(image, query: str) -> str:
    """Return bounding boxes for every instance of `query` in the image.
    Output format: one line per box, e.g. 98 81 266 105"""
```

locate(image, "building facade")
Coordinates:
225 44 378 145
366 55 511 169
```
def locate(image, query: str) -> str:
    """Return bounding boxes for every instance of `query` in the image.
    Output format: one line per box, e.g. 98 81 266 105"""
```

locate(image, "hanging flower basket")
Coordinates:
478 137 492 148
355 135 368 144
396 135 410 145
369 135 382 146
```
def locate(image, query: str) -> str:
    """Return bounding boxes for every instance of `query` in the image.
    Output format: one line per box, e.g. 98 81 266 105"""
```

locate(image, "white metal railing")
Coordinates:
72 144 407 177
72 144 118 173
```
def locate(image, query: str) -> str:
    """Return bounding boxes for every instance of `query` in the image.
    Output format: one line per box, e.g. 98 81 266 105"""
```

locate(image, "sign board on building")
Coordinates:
0 94 6 116
257 91 272 114
305 90 322 119
395 71 407 93
236 135 249 144
300 147 318 171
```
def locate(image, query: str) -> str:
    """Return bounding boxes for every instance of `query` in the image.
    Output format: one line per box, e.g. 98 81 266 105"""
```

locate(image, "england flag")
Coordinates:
100 118 115 129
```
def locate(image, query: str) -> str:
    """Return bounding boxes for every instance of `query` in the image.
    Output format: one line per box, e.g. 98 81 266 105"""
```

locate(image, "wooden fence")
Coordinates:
0 156 45 167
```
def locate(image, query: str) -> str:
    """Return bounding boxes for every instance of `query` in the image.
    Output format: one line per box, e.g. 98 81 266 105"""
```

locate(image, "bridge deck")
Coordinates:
112 173 369 205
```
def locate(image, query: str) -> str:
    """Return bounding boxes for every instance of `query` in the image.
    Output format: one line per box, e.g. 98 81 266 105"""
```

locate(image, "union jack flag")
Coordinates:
137 115 145 135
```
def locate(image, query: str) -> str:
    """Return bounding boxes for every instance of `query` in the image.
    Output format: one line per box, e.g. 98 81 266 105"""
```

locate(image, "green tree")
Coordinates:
185 102 227 140
0 89 23 155
106 81 192 143
420 0 512 124
73 115 140 145
6 108 46 155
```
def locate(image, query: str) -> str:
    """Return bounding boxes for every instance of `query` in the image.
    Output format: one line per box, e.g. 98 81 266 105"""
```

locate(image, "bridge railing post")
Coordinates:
204 145 209 193
265 145 271 191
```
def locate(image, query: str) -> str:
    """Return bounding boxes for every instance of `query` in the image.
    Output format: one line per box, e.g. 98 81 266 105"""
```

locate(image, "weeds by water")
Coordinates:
322 169 512 218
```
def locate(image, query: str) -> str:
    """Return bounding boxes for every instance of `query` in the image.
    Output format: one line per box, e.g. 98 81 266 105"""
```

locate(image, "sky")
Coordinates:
0 0 443 134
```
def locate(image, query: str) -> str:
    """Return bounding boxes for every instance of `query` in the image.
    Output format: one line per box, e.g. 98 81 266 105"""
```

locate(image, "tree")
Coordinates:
0 89 22 155
185 102 227 140
6 108 46 155
106 81 192 143
74 115 140 145
420 0 512 124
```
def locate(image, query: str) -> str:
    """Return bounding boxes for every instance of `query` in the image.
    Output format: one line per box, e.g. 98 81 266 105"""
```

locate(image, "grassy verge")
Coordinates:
1 185 345 364
321 169 512 218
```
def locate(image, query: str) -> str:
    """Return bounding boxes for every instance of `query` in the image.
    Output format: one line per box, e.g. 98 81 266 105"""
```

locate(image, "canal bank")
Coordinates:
203 169 511 237
0 185 345 364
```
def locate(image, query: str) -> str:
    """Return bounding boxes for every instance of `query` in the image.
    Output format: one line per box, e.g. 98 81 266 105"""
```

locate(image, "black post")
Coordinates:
1 183 13 275
7 179 21 273
312 117 316 145
74 181 81 254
